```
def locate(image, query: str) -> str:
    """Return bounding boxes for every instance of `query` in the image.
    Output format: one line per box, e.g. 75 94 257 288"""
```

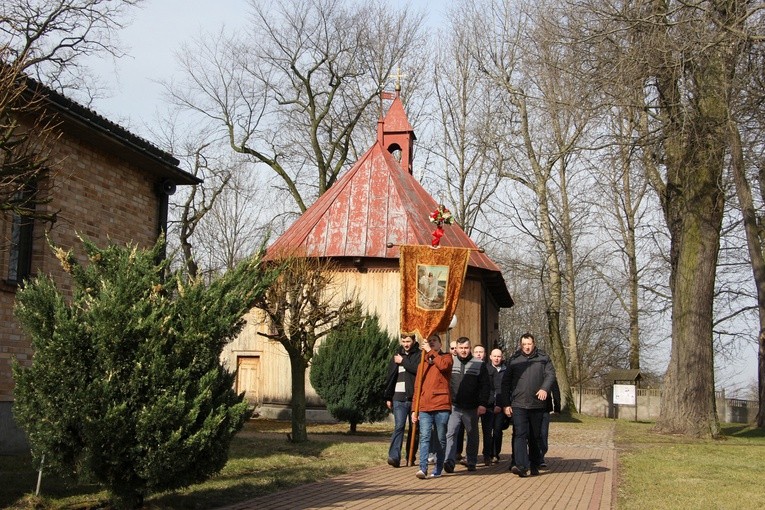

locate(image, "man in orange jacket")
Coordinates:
411 334 453 479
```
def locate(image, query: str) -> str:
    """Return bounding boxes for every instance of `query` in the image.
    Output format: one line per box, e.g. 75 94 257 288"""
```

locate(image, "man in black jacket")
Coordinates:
384 334 421 467
443 337 490 473
483 348 506 464
501 332 556 477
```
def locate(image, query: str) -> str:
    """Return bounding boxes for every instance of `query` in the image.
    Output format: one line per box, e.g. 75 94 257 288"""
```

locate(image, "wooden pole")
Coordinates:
387 241 485 253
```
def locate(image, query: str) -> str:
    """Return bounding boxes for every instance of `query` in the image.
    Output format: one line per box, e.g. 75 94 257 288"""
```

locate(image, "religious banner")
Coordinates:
399 244 470 341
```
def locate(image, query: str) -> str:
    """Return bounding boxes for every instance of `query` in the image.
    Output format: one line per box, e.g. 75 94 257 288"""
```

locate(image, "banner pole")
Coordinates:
387 242 484 253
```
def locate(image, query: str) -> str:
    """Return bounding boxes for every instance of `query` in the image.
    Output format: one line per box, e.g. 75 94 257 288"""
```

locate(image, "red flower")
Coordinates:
431 225 445 247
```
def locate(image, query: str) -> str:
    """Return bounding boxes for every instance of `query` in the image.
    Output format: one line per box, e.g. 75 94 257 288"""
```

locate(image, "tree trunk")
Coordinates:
759 331 765 428
628 244 641 370
538 177 576 413
546 308 575 413
655 100 725 439
624 156 641 370
289 354 309 443
559 162 581 385
650 0 731 438
656 212 722 437
728 122 765 428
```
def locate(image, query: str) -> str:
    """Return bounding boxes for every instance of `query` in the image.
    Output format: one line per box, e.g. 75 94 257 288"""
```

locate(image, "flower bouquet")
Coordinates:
429 205 454 247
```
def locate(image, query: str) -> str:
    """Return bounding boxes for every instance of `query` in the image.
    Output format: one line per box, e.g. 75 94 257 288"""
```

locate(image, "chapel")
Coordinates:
221 86 513 417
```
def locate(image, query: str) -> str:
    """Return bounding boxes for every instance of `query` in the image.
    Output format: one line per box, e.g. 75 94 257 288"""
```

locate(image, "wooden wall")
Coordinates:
221 265 500 408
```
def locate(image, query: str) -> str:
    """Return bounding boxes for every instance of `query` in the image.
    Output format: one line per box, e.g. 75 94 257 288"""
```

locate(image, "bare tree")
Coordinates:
426 15 506 238
590 106 658 371
729 79 765 427
1 0 144 97
166 0 427 214
568 0 759 437
0 57 58 224
253 255 357 442
462 0 607 412
2 1 143 250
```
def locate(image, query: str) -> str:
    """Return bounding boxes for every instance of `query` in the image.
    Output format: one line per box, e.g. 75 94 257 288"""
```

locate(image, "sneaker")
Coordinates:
387 457 400 468
429 472 442 478
493 456 501 464
427 453 436 465
458 458 468 466
467 464 477 471
443 460 455 473
539 462 548 469
415 470 427 479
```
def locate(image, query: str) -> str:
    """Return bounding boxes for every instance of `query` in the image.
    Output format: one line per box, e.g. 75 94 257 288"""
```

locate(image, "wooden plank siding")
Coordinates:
221 266 499 409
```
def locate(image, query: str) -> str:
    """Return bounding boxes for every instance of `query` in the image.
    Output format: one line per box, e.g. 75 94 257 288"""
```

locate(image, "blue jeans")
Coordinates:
418 410 449 474
512 407 544 470
387 400 414 463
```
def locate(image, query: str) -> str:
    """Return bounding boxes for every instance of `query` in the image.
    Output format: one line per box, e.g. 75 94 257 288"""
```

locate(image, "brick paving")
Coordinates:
217 421 616 510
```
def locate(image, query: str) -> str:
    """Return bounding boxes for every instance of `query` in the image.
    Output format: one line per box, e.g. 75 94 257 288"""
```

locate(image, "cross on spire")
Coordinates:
391 66 406 91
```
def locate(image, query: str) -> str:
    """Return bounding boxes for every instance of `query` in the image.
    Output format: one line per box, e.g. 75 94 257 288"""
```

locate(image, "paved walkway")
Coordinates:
218 421 616 510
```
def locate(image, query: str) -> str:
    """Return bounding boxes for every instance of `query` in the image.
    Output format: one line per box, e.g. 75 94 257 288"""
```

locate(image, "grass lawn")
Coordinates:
0 420 390 509
615 421 765 510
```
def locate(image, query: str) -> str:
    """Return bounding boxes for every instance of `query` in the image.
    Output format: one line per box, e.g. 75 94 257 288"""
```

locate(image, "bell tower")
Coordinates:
378 80 416 175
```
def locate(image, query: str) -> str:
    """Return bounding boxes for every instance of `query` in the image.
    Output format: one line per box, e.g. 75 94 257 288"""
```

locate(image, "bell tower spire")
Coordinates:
378 70 416 174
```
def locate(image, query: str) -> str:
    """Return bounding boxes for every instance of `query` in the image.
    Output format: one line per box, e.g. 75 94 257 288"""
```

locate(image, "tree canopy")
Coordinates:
12 236 275 509
310 308 396 432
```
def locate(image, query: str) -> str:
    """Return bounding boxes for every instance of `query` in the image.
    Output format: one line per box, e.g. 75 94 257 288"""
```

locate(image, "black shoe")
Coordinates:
530 466 540 476
467 464 477 471
444 460 455 473
540 461 548 469
483 455 491 466
387 457 400 468
511 465 528 477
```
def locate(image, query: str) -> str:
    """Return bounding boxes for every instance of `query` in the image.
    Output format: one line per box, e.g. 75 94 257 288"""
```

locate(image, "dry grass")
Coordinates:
1 420 390 509
615 421 765 510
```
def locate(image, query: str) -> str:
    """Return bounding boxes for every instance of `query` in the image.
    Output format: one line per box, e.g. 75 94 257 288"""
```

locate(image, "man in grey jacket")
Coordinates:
443 337 490 473
501 333 556 477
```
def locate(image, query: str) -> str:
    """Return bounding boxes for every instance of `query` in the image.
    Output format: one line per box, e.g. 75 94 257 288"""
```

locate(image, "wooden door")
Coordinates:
236 356 260 406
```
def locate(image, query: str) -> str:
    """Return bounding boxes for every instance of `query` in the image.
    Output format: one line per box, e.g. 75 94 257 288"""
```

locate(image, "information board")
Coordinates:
613 384 636 405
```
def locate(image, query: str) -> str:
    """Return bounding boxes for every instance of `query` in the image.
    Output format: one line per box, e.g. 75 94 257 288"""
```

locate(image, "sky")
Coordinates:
88 0 442 131
88 0 252 129
84 0 759 397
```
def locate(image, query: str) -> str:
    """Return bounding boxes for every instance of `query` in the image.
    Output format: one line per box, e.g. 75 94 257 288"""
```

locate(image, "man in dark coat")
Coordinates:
501 332 556 477
384 333 421 467
443 336 490 473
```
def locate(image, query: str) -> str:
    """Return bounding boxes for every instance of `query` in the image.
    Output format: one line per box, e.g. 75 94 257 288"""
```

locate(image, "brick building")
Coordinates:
0 77 198 453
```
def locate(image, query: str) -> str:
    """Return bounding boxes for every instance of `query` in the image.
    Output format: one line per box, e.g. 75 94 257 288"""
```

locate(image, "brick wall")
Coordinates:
0 128 161 403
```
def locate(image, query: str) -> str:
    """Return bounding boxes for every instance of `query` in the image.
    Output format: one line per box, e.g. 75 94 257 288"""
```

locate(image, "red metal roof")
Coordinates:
265 96 513 307
382 95 415 134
